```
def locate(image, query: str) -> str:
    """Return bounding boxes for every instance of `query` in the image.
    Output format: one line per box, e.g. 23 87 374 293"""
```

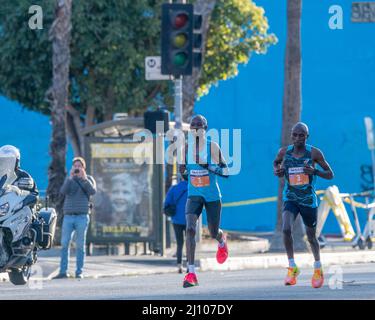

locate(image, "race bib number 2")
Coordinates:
288 167 309 186
190 169 210 187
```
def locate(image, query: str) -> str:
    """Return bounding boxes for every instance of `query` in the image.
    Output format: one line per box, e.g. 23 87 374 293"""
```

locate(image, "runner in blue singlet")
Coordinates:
179 115 229 288
273 122 334 288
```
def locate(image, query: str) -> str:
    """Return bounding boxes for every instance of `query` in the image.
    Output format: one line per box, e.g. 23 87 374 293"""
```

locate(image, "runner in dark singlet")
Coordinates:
273 122 334 288
179 115 229 288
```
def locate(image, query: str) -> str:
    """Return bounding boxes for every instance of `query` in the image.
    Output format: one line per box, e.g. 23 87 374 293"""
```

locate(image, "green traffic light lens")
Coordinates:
173 52 187 66
173 33 187 48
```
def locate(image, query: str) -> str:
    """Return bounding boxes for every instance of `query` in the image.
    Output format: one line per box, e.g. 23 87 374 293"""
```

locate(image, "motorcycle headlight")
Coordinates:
0 202 9 216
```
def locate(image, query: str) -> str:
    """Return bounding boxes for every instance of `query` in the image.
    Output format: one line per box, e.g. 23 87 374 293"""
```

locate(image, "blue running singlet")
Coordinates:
282 144 318 208
186 139 221 202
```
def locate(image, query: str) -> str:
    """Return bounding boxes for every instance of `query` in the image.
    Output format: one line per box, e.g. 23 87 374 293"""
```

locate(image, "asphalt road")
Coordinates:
0 263 375 300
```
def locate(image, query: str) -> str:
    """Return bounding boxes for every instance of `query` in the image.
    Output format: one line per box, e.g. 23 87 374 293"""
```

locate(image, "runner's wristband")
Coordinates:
207 164 229 178
198 163 209 169
197 162 229 178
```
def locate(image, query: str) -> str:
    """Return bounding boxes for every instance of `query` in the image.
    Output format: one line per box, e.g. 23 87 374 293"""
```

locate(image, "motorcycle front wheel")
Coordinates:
8 266 31 285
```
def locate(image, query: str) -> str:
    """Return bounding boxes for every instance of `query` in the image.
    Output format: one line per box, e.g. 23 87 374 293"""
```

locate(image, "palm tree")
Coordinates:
270 0 307 252
46 0 72 215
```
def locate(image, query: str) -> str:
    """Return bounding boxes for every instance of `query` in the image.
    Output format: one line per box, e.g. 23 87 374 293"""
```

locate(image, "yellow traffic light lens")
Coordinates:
173 52 187 66
173 33 187 48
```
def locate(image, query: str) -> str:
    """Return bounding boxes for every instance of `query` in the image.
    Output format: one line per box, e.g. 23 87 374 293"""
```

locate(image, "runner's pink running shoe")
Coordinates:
216 234 228 264
311 268 324 288
285 266 300 286
183 272 199 288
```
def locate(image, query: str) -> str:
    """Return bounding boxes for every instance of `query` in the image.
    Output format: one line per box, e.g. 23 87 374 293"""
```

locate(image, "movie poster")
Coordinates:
89 142 153 239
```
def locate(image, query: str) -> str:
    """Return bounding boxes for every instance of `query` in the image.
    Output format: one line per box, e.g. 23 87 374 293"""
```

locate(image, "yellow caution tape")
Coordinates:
222 190 325 208
221 188 373 210
222 196 278 208
222 185 373 242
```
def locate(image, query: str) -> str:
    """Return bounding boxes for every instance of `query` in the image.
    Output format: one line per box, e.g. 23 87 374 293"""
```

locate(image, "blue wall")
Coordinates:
1 0 374 234
0 97 73 192
0 97 52 192
196 0 375 234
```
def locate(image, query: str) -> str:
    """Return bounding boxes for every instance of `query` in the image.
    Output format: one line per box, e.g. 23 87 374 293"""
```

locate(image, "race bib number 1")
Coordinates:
288 167 309 186
190 169 210 187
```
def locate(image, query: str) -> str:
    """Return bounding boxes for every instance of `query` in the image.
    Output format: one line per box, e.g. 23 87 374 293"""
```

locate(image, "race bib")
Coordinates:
288 167 309 186
190 169 210 187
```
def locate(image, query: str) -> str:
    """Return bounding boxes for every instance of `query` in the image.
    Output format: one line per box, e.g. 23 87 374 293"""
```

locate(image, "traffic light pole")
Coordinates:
171 0 186 132
174 75 202 243
174 76 183 131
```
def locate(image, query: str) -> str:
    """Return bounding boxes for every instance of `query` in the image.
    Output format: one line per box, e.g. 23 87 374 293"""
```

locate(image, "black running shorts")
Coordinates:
283 201 318 228
185 196 221 219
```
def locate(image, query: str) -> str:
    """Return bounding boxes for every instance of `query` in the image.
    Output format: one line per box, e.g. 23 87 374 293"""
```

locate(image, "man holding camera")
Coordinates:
53 157 96 279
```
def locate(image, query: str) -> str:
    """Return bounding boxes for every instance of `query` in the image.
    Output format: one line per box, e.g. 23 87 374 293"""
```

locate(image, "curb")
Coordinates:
45 267 181 281
2 251 375 282
198 251 375 271
196 239 270 255
2 267 182 283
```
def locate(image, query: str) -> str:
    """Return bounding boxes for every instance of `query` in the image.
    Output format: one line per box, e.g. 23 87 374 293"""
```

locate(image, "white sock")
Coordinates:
219 239 225 248
188 265 195 273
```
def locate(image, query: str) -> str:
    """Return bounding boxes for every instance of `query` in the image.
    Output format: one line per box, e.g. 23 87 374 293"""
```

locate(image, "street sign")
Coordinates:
364 117 375 150
145 56 170 81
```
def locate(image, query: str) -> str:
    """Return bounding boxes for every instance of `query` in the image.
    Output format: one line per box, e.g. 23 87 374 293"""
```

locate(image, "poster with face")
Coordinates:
89 142 153 239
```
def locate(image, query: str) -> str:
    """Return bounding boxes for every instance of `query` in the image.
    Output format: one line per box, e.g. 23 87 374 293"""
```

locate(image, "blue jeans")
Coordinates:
59 214 90 276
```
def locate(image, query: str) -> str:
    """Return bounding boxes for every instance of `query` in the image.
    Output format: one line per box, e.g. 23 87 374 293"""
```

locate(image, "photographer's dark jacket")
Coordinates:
60 176 96 215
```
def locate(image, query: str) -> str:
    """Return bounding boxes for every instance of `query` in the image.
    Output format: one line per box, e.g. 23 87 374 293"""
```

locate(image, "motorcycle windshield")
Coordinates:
0 156 17 189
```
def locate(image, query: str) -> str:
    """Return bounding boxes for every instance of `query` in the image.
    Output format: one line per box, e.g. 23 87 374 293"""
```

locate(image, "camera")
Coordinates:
74 169 80 174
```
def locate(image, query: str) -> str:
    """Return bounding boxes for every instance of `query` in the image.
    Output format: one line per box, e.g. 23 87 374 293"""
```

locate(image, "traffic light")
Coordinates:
144 109 170 134
193 13 203 70
161 3 194 76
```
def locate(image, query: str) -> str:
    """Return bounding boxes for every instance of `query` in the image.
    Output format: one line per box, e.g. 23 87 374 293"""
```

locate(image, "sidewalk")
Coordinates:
37 236 271 280
1 236 375 282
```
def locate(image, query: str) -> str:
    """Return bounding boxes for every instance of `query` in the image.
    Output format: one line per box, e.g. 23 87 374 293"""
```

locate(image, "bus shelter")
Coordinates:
81 116 188 255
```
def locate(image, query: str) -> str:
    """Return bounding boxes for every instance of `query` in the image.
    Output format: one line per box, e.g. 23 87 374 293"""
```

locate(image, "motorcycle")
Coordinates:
0 156 56 285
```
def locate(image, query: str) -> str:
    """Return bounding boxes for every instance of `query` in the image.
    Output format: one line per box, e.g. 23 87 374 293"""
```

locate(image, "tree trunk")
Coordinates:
65 104 82 156
270 0 307 252
46 0 72 216
103 86 115 122
182 0 217 122
65 104 97 157
85 106 96 127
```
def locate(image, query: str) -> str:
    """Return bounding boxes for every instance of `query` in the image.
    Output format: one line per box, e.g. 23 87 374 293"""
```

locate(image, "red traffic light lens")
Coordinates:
174 13 188 28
